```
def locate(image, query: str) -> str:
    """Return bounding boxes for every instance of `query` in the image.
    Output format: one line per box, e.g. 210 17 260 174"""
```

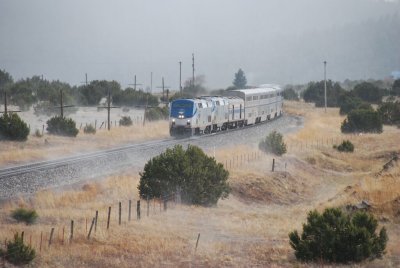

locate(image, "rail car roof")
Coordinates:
232 87 282 95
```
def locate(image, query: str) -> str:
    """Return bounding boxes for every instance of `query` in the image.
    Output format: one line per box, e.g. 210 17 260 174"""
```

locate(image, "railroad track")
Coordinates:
0 138 180 180
0 114 289 180
0 115 298 200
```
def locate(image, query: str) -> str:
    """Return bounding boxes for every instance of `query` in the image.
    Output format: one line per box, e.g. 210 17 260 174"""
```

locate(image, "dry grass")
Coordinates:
0 121 169 167
0 101 399 267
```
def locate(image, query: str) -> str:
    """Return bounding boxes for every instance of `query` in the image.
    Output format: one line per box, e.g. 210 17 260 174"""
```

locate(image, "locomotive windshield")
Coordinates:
170 100 195 118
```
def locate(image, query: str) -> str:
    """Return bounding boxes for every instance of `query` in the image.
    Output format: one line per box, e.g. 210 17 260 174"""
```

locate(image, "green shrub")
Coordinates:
334 140 354 152
83 124 96 134
282 87 299 101
339 94 373 115
259 130 287 156
34 129 43 137
138 144 230 206
119 116 133 126
0 232 36 265
46 116 79 137
341 109 382 133
289 208 388 263
0 113 30 141
378 101 400 125
11 208 38 224
145 106 169 121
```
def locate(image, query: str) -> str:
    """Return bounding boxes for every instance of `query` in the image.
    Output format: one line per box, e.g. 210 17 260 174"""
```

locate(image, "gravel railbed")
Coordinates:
0 115 303 201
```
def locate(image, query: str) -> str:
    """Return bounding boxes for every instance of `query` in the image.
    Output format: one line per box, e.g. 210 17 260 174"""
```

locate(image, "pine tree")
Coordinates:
232 69 247 89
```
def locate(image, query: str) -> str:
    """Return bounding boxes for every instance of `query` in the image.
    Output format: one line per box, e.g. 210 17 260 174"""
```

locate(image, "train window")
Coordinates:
198 103 202 108
216 101 220 106
253 96 258 100
246 97 252 101
208 116 211 122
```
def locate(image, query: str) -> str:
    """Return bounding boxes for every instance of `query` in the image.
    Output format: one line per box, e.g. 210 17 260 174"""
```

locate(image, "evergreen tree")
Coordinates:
289 208 387 263
0 113 30 141
232 69 247 89
138 145 230 206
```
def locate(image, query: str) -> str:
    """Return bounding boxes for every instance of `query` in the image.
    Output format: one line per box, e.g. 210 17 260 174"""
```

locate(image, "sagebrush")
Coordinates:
11 208 38 224
119 116 133 126
46 116 79 137
259 130 287 156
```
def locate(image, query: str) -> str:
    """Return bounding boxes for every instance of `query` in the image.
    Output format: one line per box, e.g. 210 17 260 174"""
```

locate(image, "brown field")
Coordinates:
0 121 169 167
1 101 399 267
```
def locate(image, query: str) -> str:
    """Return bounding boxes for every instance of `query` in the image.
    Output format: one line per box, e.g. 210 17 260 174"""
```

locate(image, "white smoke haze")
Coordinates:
0 0 399 89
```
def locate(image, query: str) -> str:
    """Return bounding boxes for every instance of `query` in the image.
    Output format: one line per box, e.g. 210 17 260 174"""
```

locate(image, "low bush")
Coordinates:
0 232 36 265
333 140 354 152
46 116 79 137
83 124 96 134
119 116 133 126
34 129 43 137
0 113 30 141
341 109 382 133
259 130 287 156
289 208 388 263
11 208 38 224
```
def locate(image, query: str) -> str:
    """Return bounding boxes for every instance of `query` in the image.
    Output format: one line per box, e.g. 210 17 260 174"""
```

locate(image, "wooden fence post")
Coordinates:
48 228 54 247
70 220 74 242
107 206 111 230
137 200 141 220
128 200 132 221
95 210 98 232
40 232 42 252
147 197 150 217
119 202 122 225
62 227 64 244
272 158 275 172
195 233 201 252
87 218 95 239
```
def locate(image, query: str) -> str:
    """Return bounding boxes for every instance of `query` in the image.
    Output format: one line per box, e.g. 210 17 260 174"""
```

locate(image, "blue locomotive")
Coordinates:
169 85 283 136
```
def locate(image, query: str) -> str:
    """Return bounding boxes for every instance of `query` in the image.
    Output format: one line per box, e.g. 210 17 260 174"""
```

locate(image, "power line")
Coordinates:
156 77 170 103
97 89 119 131
128 75 142 90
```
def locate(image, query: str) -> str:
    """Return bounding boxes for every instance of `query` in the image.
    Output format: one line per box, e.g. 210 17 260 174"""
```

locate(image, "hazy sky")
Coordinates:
1 0 399 90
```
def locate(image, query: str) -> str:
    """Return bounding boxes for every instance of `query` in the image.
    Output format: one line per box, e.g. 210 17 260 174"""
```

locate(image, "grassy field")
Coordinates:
0 120 169 167
1 101 399 267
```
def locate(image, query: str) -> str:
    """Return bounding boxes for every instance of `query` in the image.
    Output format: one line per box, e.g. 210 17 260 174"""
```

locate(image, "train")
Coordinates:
169 85 284 136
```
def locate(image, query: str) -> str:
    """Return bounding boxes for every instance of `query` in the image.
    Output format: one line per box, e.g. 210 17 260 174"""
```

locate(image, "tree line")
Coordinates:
0 69 158 112
284 78 400 132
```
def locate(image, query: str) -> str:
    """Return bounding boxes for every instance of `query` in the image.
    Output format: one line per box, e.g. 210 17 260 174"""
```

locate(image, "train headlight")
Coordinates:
172 119 175 122
187 120 191 126
178 114 184 119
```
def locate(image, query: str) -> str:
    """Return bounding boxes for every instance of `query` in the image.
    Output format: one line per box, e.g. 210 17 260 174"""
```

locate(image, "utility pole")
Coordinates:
98 89 119 131
81 73 89 86
324 61 327 113
192 53 195 88
157 77 170 103
150 72 153 93
179 61 182 95
0 92 21 115
128 75 142 90
54 89 74 118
